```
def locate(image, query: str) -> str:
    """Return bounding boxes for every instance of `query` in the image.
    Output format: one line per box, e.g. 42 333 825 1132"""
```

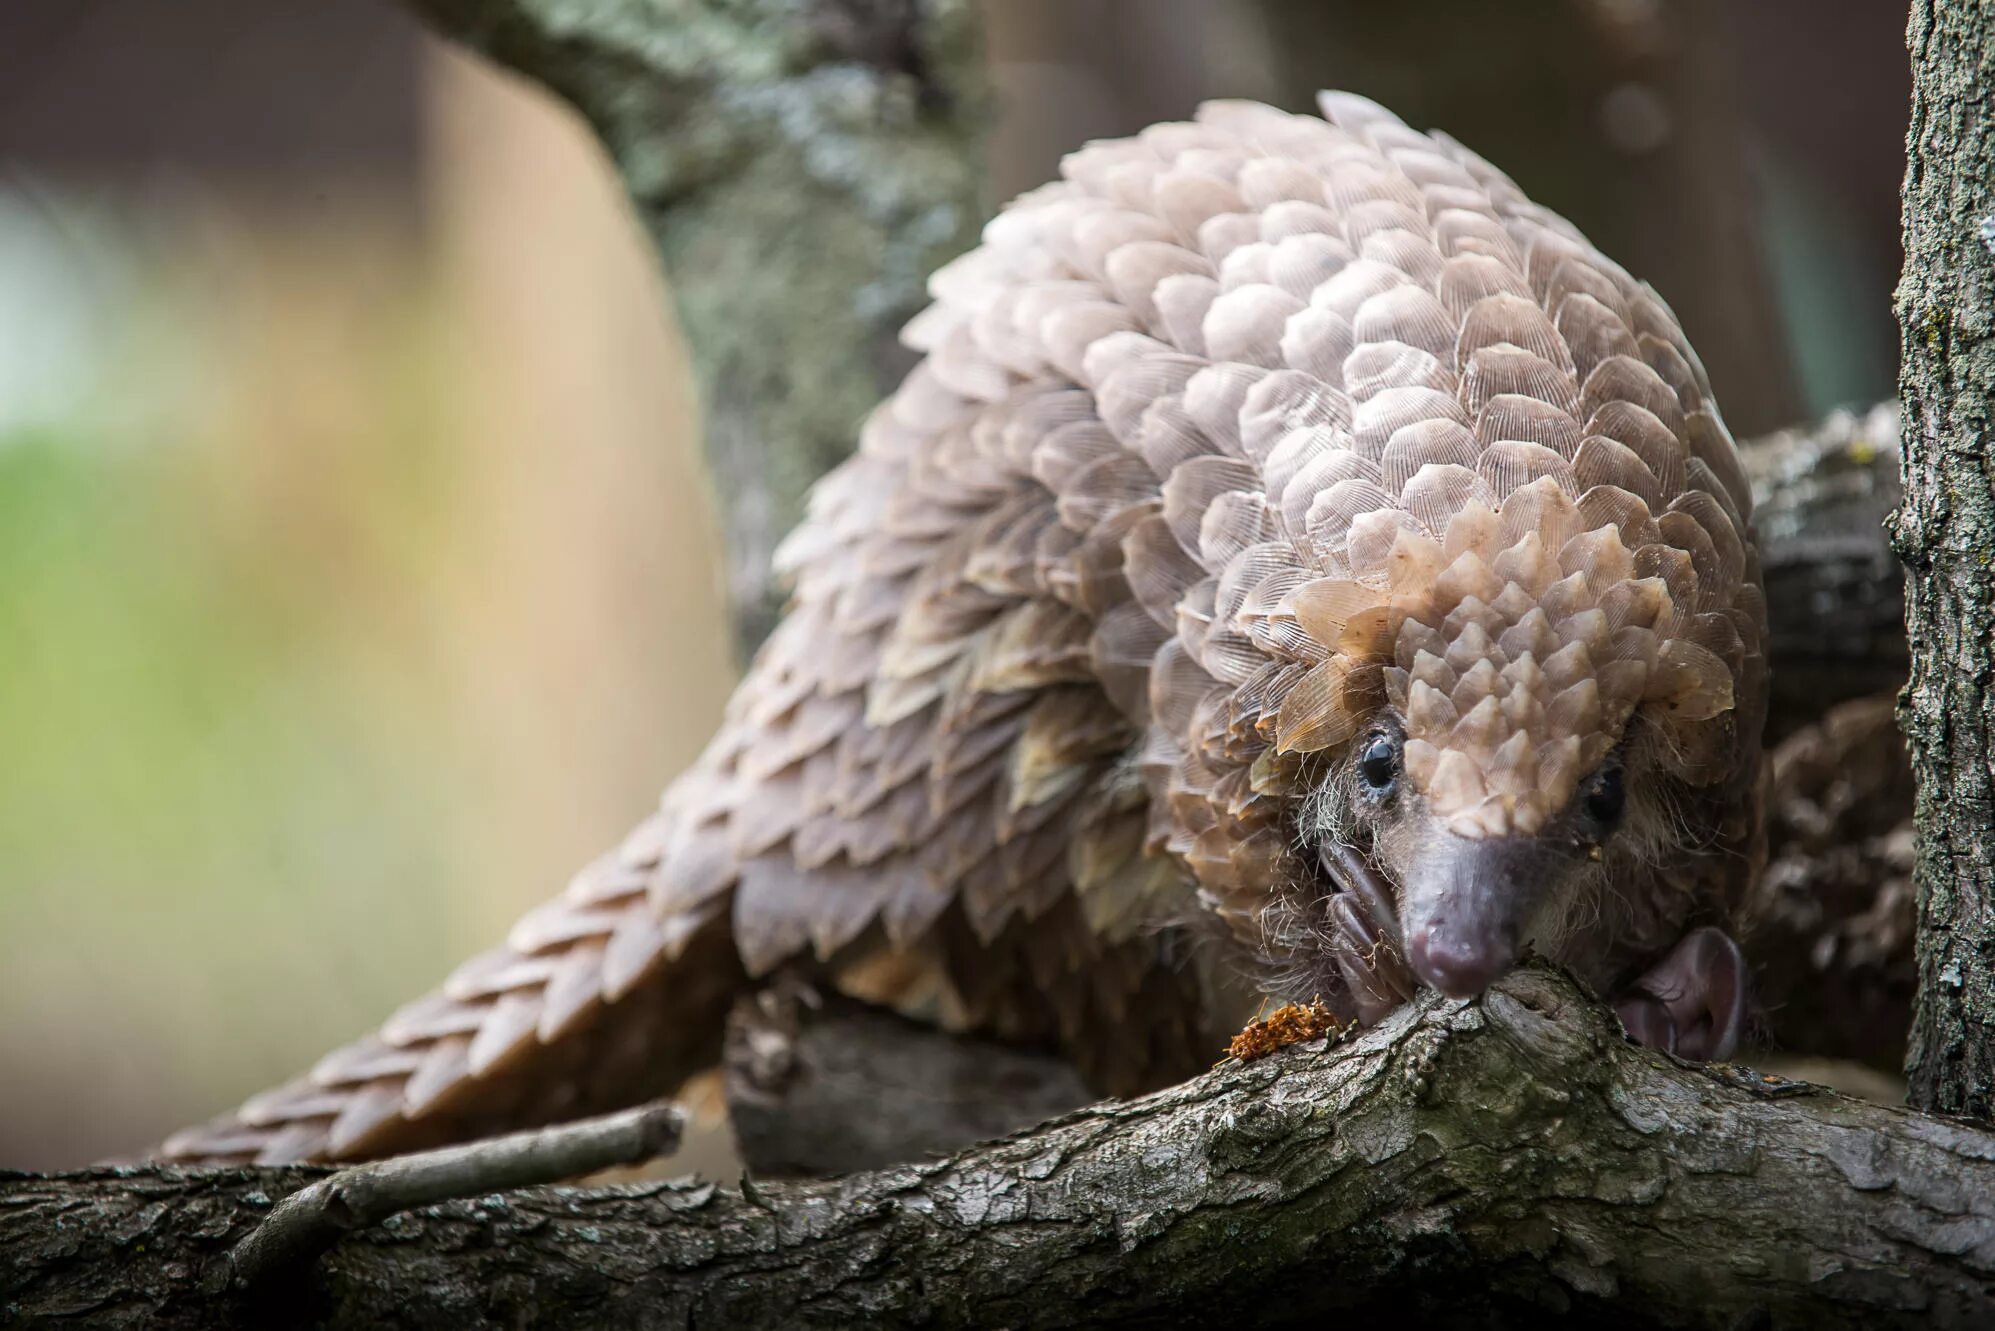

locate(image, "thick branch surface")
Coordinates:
6 968 1993 1329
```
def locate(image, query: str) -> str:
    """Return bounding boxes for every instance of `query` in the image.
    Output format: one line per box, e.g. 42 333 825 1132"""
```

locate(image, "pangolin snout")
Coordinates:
1400 834 1567 999
1407 922 1519 998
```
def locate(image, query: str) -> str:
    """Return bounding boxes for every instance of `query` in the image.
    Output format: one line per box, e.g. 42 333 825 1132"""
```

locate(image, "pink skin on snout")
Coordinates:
1399 833 1564 999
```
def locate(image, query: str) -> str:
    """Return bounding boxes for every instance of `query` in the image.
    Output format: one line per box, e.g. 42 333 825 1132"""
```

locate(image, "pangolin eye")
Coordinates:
1583 765 1626 828
1356 733 1399 795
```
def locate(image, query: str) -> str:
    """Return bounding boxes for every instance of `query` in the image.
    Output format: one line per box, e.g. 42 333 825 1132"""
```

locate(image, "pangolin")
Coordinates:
162 92 1767 1165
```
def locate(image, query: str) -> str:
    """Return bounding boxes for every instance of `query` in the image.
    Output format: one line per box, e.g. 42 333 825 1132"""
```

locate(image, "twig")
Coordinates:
229 1100 684 1288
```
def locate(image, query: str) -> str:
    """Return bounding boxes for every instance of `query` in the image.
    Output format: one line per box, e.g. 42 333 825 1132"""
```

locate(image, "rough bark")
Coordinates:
7 967 1995 1330
229 1103 685 1289
1896 0 1995 1119
404 0 989 653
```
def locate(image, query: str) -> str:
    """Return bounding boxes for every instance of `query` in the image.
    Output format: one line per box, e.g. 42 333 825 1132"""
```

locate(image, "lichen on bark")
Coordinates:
1894 0 1995 1118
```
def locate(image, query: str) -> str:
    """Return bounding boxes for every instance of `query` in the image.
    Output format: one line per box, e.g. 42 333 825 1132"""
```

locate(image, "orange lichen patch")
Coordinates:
1225 999 1347 1062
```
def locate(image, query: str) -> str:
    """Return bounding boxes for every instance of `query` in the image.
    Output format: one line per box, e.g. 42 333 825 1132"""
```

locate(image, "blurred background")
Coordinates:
0 0 1910 1166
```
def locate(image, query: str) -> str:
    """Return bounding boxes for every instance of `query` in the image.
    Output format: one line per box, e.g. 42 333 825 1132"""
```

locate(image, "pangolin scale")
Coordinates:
163 92 1767 1165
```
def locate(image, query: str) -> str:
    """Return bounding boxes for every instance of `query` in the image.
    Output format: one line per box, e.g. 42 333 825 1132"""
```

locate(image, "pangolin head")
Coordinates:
1264 469 1755 997
1030 93 1772 1000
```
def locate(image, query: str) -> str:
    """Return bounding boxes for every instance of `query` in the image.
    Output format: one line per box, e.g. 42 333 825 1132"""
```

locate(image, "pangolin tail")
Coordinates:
158 811 747 1165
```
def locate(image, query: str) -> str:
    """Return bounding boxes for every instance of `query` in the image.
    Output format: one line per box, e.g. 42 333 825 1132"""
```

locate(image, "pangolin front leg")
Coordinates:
1319 844 1416 1026
1612 927 1748 1061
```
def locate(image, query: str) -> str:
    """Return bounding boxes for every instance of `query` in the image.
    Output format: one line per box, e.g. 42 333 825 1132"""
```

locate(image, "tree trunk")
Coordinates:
7 968 1995 1330
1896 0 1995 1119
405 0 991 654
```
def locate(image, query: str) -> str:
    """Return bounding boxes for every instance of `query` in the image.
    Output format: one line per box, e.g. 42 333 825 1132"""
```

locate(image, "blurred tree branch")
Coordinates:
1742 403 1906 735
404 0 991 654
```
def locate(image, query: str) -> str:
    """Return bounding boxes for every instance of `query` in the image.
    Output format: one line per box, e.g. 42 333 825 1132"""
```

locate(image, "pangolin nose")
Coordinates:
1407 924 1511 999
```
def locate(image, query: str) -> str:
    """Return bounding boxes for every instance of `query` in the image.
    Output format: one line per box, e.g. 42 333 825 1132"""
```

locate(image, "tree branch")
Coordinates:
5 967 1991 1329
402 0 990 653
1740 402 1905 738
